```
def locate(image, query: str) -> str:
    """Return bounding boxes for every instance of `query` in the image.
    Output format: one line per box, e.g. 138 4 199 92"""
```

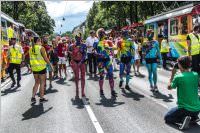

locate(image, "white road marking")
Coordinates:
82 97 104 133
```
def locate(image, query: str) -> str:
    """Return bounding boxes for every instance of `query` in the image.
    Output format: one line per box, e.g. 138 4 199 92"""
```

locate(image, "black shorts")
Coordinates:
192 54 200 75
145 58 157 64
121 56 132 64
33 68 46 74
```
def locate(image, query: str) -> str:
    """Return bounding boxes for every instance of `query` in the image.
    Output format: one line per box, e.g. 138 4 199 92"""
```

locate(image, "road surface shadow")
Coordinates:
166 122 200 133
95 96 125 107
22 103 53 121
71 97 84 109
1 87 21 96
151 92 174 102
87 75 99 81
55 79 68 85
121 88 145 101
135 73 145 78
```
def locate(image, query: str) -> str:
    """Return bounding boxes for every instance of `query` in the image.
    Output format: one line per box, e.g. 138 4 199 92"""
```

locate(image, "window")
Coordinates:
1 18 8 40
181 16 188 34
192 15 200 27
170 18 178 35
149 25 154 30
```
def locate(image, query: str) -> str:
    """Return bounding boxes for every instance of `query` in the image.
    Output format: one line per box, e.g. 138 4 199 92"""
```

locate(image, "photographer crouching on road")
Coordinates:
164 56 200 130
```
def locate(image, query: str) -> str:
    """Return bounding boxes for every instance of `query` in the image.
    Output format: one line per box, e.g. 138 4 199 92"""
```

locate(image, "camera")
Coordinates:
171 62 179 69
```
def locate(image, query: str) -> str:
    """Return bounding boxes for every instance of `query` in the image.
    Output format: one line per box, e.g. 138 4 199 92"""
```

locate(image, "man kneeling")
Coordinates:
165 56 200 130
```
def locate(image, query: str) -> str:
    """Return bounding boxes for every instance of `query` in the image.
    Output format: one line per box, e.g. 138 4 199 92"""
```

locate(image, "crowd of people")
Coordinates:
1 24 200 130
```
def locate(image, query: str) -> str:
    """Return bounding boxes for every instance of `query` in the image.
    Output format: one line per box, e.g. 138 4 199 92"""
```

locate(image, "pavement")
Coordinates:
1 66 200 133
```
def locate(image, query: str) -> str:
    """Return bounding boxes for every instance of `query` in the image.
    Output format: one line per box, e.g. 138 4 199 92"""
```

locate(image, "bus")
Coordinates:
144 3 200 59
1 11 22 46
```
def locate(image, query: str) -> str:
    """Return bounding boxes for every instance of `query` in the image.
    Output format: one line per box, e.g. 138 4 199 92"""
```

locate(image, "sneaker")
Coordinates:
125 85 131 91
75 95 79 100
179 116 191 130
49 84 53 88
17 83 21 87
119 81 123 88
100 90 104 96
40 98 48 103
11 82 16 87
31 97 36 103
154 86 159 92
111 90 117 98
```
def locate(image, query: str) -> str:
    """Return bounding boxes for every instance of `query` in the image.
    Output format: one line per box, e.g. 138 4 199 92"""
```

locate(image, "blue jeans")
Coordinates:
164 107 199 124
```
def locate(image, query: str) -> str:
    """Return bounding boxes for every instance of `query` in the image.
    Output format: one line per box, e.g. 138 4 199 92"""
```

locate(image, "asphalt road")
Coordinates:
1 66 200 133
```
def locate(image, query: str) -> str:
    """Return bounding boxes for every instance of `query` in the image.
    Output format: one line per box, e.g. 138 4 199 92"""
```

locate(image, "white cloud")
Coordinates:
45 1 93 33
45 1 93 18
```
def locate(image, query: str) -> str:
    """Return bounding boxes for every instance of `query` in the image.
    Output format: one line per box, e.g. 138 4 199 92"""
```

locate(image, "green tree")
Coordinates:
1 1 55 36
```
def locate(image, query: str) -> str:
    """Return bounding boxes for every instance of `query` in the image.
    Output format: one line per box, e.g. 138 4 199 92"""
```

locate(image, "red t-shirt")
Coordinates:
23 45 30 59
57 43 67 57
43 44 51 58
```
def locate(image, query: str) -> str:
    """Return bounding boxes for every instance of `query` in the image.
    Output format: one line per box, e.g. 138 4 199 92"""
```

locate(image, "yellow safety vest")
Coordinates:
7 27 14 39
160 39 169 53
9 45 23 64
29 45 47 72
188 33 200 56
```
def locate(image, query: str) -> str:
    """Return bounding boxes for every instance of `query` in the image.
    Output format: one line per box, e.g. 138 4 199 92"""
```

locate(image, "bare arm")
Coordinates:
40 47 51 64
187 40 191 57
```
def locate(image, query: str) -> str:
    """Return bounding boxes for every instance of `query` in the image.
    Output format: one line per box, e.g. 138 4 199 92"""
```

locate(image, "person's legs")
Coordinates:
93 53 97 75
88 53 92 74
106 61 114 90
125 62 131 87
146 64 153 88
32 74 40 98
72 62 79 96
80 63 86 96
119 63 125 82
39 74 46 99
16 64 21 86
98 62 105 93
136 59 141 72
8 64 15 84
63 63 67 79
59 64 62 78
152 63 158 87
162 53 167 69
164 107 183 124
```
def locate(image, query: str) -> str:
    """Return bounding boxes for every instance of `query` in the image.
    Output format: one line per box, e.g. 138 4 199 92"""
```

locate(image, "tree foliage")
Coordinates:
85 1 197 36
1 1 55 36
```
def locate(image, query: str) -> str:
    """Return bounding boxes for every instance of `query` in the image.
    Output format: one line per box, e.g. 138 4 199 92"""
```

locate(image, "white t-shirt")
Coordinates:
86 36 98 53
134 42 140 60
9 44 24 54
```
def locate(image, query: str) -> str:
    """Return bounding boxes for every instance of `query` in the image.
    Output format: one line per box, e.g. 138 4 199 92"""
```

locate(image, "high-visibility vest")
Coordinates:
188 33 200 56
7 27 14 39
29 45 47 72
160 39 169 53
9 45 23 64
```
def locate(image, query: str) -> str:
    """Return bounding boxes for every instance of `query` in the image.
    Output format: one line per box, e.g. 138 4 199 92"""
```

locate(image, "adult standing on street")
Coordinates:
187 24 200 85
70 33 87 98
8 37 24 87
30 37 53 103
86 30 98 77
57 38 68 80
160 36 170 70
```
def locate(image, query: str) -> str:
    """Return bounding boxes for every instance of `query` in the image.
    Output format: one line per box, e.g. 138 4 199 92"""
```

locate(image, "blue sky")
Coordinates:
45 1 93 34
